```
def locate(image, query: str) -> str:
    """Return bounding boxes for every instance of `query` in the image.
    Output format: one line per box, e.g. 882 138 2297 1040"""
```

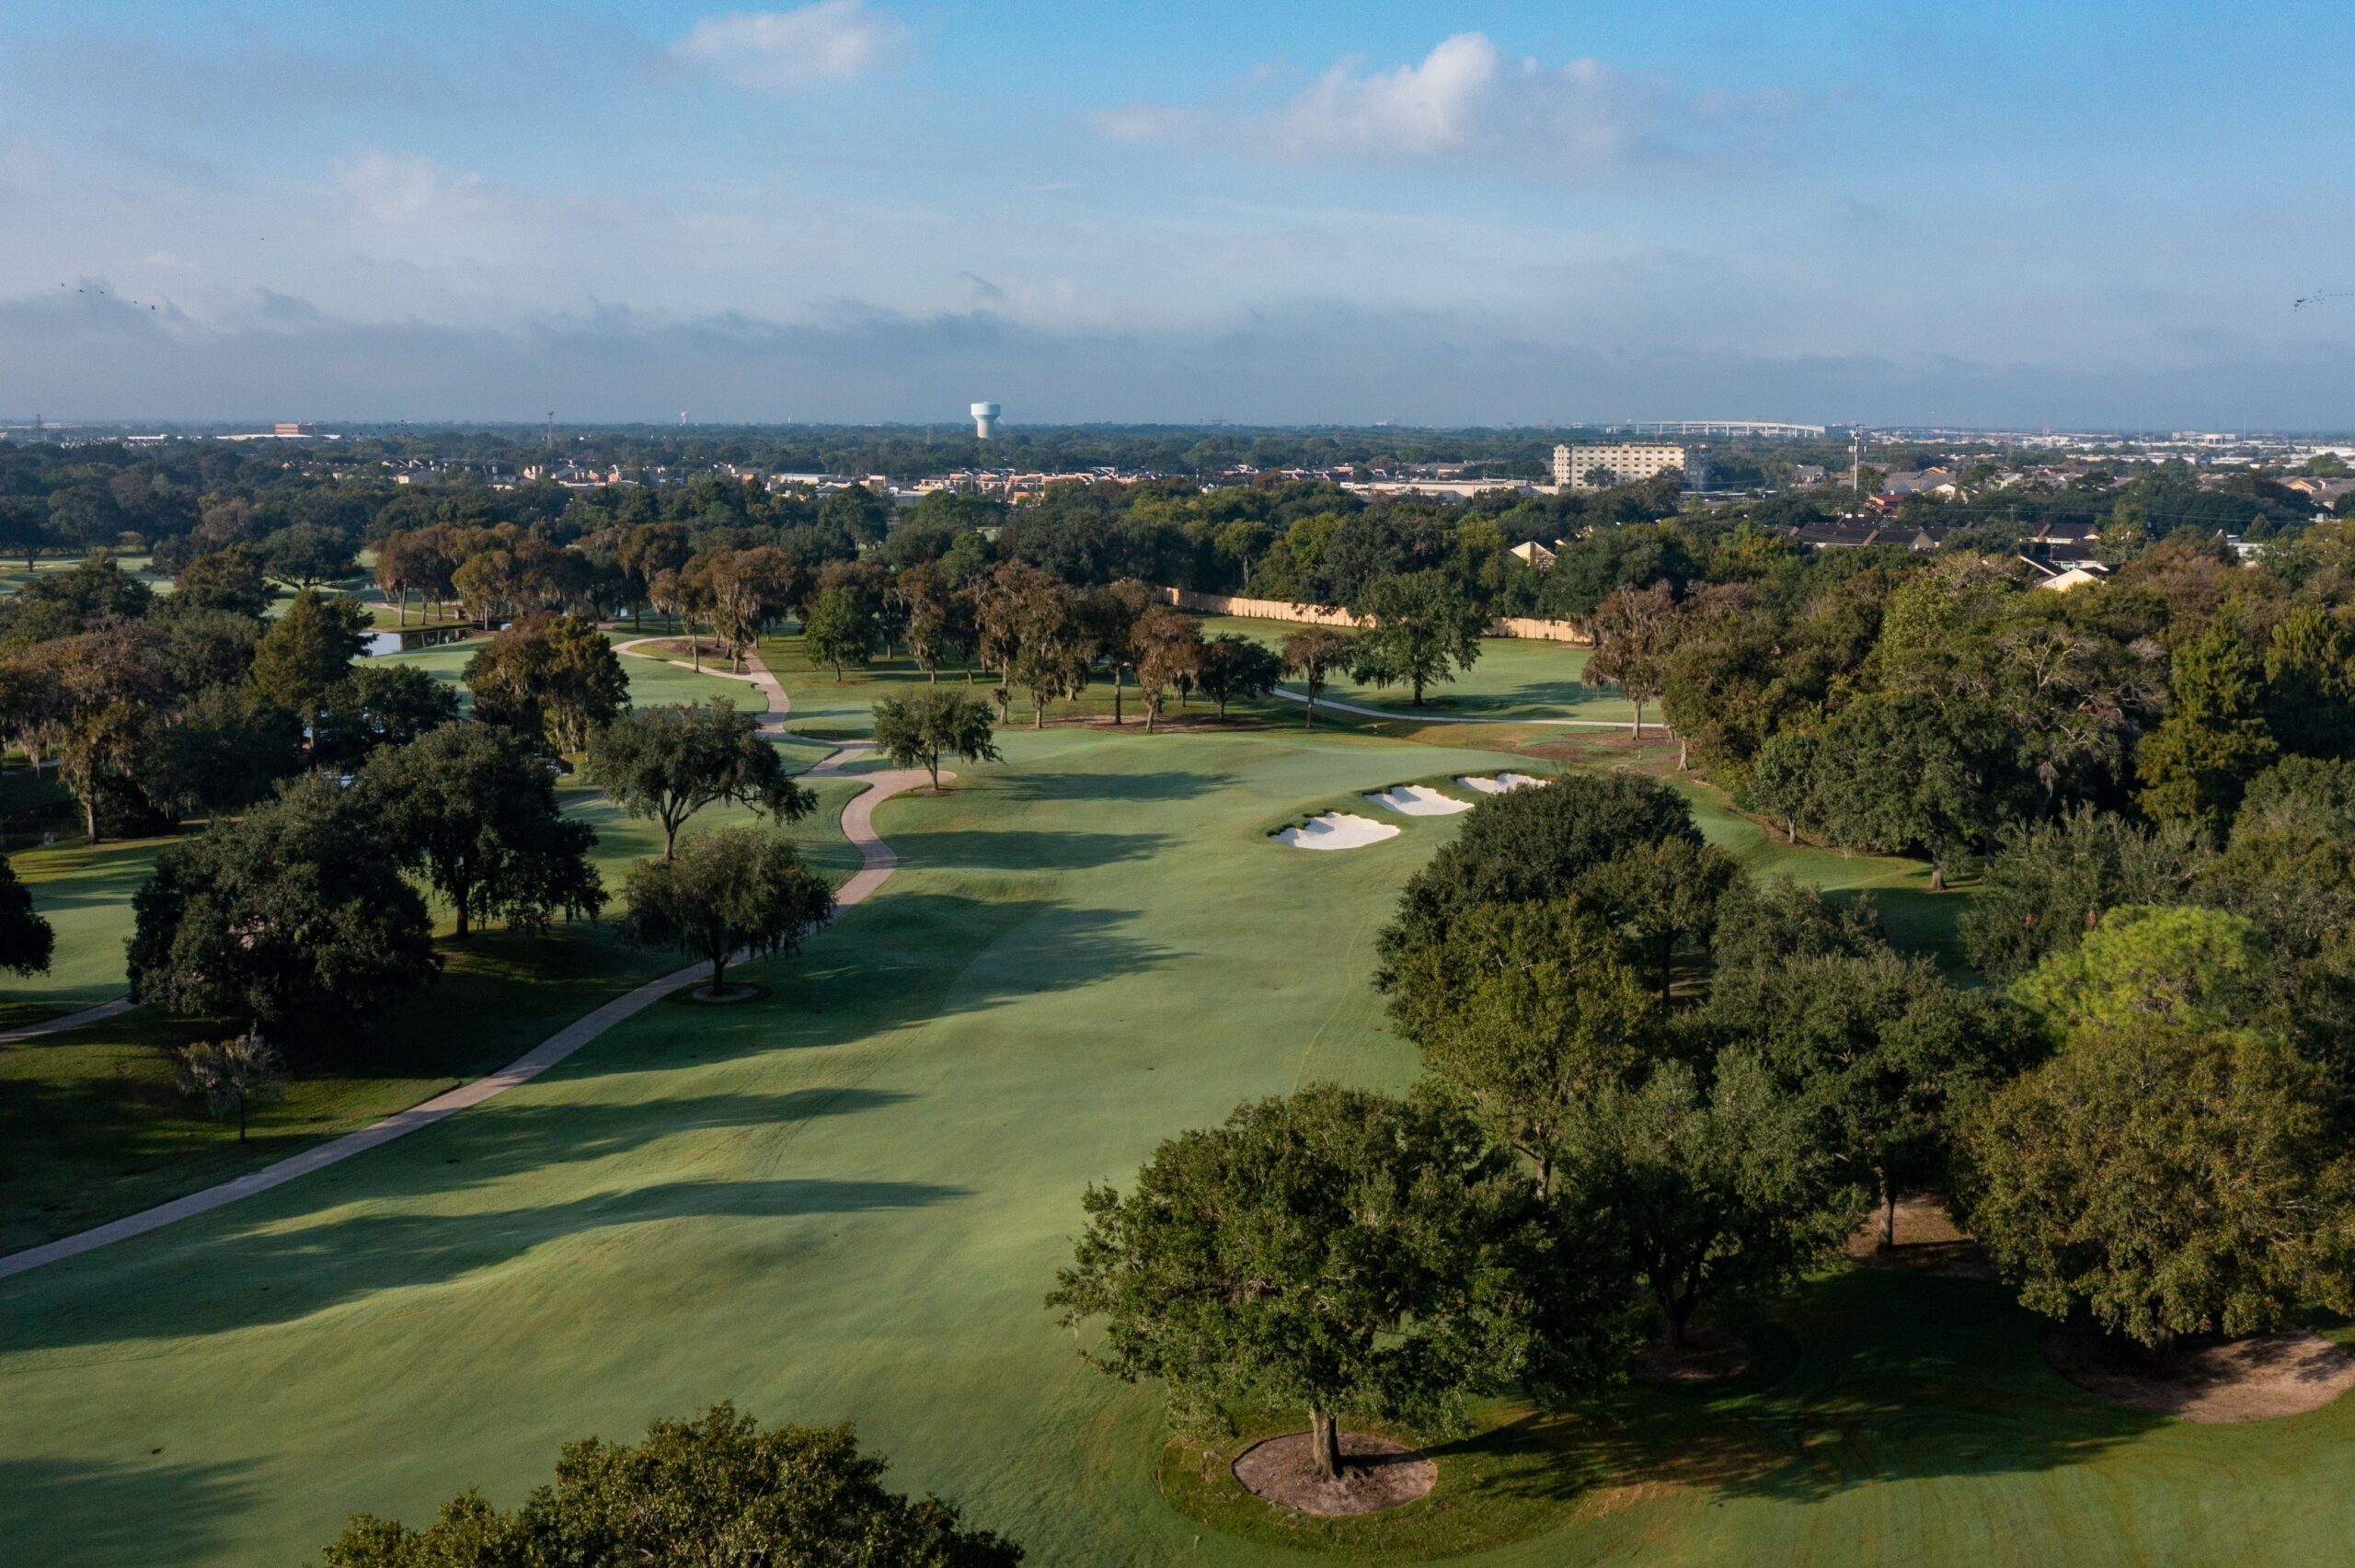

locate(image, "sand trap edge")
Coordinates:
1365 784 1475 817
1273 811 1404 850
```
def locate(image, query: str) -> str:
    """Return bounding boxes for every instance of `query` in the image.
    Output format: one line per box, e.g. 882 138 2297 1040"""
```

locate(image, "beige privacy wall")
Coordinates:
1158 589 1591 645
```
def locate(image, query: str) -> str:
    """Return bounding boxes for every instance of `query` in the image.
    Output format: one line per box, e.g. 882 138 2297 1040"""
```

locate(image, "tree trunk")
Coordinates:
1113 668 1124 725
236 1093 247 1143
661 818 681 861
454 899 470 939
708 949 729 996
1669 1288 1699 1349
1631 699 1643 738
927 759 940 791
1880 1173 1897 1251
1786 817 1797 844
1307 1406 1343 1482
83 793 98 846
1929 859 1947 893
1304 689 1316 729
1677 734 1689 771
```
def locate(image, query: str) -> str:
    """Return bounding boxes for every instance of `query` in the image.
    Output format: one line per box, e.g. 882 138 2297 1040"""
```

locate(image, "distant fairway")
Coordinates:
1196 614 1634 725
3 641 2348 1566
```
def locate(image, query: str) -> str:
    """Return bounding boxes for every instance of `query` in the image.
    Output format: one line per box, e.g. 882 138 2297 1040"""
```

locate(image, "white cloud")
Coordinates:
332 150 496 225
1098 32 1737 173
670 2 906 94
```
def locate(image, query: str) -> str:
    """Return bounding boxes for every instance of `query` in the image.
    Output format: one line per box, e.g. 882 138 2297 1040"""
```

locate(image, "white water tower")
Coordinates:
971 401 1000 440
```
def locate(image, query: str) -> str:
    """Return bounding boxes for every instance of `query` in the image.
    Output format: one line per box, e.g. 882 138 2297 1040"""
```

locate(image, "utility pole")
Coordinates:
1851 427 1865 510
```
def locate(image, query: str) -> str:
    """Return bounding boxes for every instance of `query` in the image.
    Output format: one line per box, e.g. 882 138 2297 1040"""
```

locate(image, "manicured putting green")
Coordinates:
4 722 2345 1567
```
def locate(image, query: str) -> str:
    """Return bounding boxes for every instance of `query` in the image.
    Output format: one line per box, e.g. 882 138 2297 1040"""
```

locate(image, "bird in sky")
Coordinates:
2293 292 2354 310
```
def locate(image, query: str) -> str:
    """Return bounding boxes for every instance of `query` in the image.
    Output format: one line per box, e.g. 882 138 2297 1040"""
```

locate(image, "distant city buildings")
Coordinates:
1551 441 1687 490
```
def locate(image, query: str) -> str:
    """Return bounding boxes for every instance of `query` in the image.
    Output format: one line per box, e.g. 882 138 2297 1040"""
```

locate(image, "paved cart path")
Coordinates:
0 645 935 1281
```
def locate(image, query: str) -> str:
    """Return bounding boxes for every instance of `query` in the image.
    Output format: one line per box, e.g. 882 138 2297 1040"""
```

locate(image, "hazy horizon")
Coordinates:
6 1 2352 428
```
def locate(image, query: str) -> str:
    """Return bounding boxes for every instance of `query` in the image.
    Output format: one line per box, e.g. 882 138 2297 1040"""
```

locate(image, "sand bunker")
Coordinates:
1456 773 1548 794
1232 1431 1436 1516
1366 784 1473 817
1274 812 1402 850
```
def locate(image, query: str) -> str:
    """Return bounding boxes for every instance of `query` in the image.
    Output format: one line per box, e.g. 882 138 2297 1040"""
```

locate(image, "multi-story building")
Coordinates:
1551 441 1687 490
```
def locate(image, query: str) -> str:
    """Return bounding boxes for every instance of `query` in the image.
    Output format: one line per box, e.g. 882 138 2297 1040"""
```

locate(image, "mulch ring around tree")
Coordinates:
1230 1432 1437 1516
2041 1317 2355 1422
666 982 769 1007
1632 1326 1752 1384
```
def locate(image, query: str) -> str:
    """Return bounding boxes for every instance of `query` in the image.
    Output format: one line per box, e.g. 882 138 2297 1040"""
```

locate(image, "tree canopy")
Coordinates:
586 700 813 859
128 773 440 1029
1380 772 1699 963
872 687 1000 791
1048 1084 1612 1482
362 721 605 940
1965 1024 2355 1347
313 1404 1022 1568
622 825 833 996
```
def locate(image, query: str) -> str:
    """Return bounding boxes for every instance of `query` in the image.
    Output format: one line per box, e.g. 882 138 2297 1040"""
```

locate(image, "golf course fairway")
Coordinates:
4 723 2353 1566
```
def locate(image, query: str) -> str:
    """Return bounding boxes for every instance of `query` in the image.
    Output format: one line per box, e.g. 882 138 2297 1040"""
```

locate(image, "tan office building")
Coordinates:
1552 442 1687 490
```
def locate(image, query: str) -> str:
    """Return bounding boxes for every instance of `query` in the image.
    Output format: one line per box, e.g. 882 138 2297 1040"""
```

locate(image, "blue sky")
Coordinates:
4 1 2352 427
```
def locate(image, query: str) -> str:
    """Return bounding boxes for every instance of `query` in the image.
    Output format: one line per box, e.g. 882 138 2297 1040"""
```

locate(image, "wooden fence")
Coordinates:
1157 589 1591 646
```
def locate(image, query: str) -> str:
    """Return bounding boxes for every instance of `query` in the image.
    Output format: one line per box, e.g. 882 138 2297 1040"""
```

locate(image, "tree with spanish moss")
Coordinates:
586 699 814 860
1280 624 1353 728
622 825 833 998
872 687 1000 792
1348 569 1484 708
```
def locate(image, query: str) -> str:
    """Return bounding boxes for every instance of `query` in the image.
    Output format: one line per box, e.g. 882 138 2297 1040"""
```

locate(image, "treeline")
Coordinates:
1053 769 2355 1482
0 548 630 842
1606 518 2355 881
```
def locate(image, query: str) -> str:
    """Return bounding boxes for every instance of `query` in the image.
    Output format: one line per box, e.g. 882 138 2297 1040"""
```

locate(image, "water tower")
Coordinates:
971 401 1000 440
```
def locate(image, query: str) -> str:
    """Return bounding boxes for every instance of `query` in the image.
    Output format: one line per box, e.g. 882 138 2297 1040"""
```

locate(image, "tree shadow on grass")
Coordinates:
886 827 1173 873
1465 1269 2171 1512
17 844 159 915
998 769 1235 804
766 893 1188 1030
0 1454 258 1562
6 1171 968 1349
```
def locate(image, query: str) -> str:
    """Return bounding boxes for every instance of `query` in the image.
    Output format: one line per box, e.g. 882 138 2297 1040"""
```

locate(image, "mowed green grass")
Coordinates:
1196 614 1634 725
4 719 2349 1567
0 777 863 1253
0 647 843 1252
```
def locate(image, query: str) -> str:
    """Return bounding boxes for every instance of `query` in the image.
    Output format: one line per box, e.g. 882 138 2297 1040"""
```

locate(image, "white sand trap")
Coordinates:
1456 773 1550 794
1366 784 1474 817
1274 811 1402 850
